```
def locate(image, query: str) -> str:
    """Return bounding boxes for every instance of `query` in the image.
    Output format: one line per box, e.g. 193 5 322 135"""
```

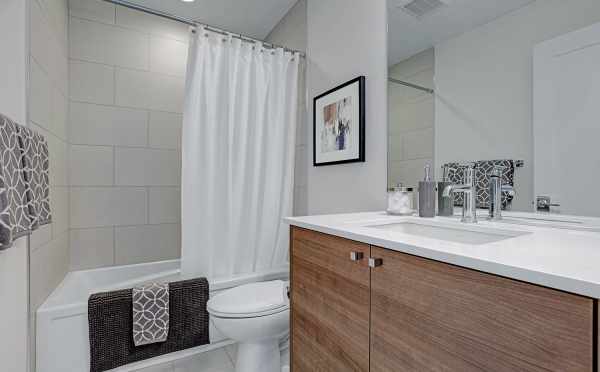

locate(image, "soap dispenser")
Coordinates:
437 164 454 216
418 164 436 218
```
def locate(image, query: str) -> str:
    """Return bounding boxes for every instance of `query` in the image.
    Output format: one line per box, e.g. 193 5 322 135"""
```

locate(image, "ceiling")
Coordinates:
124 0 298 39
388 0 535 65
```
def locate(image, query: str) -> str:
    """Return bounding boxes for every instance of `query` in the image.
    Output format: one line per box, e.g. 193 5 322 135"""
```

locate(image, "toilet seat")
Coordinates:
207 280 289 319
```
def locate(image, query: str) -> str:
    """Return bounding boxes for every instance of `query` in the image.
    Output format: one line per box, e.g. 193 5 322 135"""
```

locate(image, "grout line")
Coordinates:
146 186 150 225
70 12 189 44
69 57 187 79
113 225 116 265
113 146 116 186
70 143 180 151
146 110 151 146
70 185 180 188
71 223 179 232
113 62 117 105
69 99 184 115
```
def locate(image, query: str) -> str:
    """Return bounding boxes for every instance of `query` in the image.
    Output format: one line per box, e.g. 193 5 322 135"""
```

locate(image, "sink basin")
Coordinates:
367 221 529 245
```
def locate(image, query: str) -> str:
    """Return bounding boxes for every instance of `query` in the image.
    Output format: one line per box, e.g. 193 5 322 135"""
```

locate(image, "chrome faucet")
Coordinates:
443 163 478 223
488 165 515 221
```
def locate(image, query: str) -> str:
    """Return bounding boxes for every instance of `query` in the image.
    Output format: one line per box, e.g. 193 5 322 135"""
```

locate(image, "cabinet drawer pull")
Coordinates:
369 258 383 268
350 252 364 261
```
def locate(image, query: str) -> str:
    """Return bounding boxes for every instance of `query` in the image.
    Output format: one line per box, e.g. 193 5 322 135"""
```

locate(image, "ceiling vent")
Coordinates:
398 0 447 19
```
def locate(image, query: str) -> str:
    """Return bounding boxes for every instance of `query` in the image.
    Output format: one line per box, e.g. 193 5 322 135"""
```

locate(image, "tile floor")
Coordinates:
135 345 237 372
134 343 291 372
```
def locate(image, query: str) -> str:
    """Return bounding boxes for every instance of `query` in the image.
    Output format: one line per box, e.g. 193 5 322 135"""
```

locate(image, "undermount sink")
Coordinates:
367 221 529 245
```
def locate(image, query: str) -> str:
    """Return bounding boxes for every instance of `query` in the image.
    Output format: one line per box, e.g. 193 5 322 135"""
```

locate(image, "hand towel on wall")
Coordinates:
132 282 169 346
445 160 515 209
0 113 52 250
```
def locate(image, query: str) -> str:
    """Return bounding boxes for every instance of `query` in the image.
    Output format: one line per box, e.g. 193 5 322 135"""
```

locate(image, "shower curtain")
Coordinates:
181 27 301 279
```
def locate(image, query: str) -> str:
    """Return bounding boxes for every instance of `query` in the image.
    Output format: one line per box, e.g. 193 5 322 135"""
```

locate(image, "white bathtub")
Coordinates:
36 260 289 372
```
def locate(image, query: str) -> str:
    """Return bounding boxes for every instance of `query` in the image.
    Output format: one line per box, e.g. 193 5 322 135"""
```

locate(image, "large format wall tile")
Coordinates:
70 187 147 228
69 0 116 24
29 58 52 130
115 68 185 113
70 60 114 104
30 232 69 309
115 224 181 265
50 186 70 236
149 111 182 149
70 227 115 270
67 1 190 270
70 17 149 70
149 36 188 77
115 148 180 186
148 187 180 224
403 128 434 160
69 102 148 146
70 145 114 186
115 6 189 42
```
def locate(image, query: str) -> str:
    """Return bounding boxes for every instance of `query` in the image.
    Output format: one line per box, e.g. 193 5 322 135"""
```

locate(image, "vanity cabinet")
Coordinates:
290 227 370 371
290 227 596 372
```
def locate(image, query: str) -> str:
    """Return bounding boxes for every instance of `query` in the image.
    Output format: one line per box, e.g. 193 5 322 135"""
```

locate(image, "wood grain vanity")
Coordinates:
289 226 598 372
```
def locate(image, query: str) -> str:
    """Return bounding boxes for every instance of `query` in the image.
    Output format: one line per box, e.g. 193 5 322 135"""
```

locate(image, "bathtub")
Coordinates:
36 260 289 372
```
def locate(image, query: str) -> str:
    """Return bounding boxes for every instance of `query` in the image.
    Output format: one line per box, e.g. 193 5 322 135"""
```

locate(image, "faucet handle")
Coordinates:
501 184 515 197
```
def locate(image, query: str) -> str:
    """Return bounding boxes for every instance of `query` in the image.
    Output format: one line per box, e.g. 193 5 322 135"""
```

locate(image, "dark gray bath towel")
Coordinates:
88 278 210 372
0 114 51 250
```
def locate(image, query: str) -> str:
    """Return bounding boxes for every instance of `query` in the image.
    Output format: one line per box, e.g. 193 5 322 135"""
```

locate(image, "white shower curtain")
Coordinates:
181 27 301 279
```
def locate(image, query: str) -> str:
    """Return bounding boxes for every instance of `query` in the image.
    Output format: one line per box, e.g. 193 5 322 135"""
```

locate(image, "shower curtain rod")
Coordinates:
389 78 434 94
103 0 306 58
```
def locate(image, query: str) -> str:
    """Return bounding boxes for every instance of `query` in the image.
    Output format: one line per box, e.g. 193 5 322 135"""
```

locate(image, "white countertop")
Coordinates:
284 211 600 298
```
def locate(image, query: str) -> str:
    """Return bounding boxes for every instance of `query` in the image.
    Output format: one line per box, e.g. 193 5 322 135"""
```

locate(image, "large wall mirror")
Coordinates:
388 0 600 217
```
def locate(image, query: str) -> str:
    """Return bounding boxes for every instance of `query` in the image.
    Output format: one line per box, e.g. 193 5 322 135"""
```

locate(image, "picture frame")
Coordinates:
313 76 365 166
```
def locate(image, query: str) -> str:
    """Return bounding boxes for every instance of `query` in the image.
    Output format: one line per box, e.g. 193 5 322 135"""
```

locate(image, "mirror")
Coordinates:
387 0 600 217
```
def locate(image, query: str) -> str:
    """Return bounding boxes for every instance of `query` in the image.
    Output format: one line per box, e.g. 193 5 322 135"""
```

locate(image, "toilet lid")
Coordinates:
207 280 289 318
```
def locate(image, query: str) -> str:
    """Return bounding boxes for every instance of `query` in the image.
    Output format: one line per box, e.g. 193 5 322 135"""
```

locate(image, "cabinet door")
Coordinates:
370 246 594 372
290 227 370 372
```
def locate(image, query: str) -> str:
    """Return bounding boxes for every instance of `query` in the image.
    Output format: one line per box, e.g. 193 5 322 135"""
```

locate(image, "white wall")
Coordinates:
266 0 306 53
306 0 388 214
68 0 187 269
265 0 308 216
435 0 600 211
0 0 29 370
388 48 434 190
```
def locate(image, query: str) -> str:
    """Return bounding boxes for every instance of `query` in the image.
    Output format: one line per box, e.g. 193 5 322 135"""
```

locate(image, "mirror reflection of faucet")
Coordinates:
488 165 515 221
442 162 478 223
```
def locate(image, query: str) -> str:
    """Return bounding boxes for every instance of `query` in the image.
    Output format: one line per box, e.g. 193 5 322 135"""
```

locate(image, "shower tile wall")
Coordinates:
68 0 188 270
29 0 70 315
29 0 70 369
388 48 435 189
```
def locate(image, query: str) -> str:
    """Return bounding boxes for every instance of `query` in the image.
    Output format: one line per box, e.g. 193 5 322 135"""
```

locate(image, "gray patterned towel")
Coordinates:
132 282 169 346
0 113 51 250
444 160 515 209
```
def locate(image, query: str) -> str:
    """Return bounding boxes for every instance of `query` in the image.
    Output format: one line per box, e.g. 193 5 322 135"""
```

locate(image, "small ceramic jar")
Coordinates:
387 184 414 215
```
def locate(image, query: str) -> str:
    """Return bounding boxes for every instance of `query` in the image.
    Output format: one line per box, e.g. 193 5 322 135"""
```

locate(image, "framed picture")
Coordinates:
313 76 365 166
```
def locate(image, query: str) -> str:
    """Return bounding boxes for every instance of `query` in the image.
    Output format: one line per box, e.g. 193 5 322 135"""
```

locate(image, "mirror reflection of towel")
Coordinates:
0 114 51 250
444 160 515 209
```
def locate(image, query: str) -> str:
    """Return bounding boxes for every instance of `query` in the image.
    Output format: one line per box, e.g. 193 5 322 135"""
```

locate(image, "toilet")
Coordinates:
207 280 290 372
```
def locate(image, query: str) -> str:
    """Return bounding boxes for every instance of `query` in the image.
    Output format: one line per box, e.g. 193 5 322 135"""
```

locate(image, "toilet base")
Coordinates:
235 340 281 372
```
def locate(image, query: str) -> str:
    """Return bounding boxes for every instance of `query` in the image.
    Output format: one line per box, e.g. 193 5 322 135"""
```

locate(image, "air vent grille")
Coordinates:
401 0 446 18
